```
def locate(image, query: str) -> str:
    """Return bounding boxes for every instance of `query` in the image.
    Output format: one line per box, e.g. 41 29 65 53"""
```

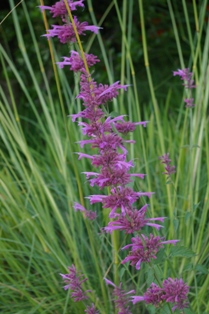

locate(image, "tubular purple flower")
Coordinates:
76 152 94 160
114 121 148 134
77 75 129 107
86 194 107 204
83 168 132 188
173 68 196 89
74 202 97 220
69 108 104 122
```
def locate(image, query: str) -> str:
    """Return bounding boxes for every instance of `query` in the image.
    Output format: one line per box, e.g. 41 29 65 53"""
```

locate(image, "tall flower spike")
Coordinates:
40 2 190 312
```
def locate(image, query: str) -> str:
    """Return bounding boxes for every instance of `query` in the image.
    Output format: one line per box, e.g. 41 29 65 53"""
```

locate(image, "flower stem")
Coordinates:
63 0 90 77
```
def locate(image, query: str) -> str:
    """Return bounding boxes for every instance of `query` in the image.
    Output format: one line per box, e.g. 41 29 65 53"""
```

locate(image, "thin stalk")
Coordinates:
63 0 90 77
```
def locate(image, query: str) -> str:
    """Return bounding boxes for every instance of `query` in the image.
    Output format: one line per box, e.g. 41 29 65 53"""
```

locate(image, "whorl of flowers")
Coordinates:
121 234 179 270
132 278 189 312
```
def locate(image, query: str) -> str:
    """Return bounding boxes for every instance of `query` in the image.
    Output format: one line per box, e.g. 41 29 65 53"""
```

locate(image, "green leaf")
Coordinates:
183 263 194 272
146 268 154 286
146 304 156 314
195 264 209 274
185 211 191 223
153 264 163 280
173 218 179 232
154 248 165 264
184 308 196 314
109 111 121 117
170 246 196 258
119 267 126 279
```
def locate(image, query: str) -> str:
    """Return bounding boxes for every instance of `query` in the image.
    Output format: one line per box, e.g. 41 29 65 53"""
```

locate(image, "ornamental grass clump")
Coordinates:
40 0 190 312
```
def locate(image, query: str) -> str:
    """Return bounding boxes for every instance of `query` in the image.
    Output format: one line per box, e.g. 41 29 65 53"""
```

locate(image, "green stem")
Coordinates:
63 0 91 77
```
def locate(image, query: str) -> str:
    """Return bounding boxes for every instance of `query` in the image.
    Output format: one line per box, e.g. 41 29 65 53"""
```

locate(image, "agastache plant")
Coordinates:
40 0 189 312
173 68 196 108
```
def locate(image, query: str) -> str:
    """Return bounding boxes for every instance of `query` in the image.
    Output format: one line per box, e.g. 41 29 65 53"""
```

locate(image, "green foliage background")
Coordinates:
1 0 209 313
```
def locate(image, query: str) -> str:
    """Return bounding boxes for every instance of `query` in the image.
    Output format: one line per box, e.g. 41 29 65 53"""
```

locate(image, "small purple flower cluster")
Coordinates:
173 68 196 108
159 153 176 177
60 265 99 313
104 278 135 314
40 1 189 313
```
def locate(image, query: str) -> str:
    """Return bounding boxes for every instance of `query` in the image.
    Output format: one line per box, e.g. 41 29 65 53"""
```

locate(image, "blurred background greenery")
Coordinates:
1 1 209 313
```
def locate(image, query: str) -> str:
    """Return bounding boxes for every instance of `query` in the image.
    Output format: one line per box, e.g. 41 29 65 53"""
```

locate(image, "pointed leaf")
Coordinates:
170 246 196 258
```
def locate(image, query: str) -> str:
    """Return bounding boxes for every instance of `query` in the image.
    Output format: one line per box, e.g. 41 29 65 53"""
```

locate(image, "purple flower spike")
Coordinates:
104 278 135 314
159 153 176 177
173 68 196 89
74 202 97 220
173 68 196 108
60 265 91 301
184 98 195 108
84 304 100 314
